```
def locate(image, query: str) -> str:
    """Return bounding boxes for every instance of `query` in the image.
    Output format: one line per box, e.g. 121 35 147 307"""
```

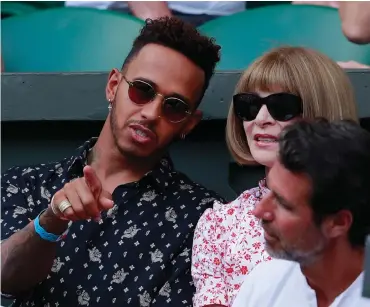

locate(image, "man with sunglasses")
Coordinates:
1 17 223 306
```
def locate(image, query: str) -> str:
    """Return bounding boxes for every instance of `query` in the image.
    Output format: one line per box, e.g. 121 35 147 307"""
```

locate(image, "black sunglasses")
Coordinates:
233 92 303 122
123 76 192 123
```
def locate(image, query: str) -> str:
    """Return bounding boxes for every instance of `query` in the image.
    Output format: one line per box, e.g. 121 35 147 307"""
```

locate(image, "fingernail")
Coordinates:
107 200 114 206
94 215 102 222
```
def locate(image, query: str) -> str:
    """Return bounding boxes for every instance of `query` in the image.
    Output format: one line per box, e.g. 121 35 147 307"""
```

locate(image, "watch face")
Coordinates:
364 235 370 298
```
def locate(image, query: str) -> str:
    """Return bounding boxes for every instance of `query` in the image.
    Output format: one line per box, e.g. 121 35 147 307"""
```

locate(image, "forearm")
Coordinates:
128 1 172 20
339 1 370 44
1 209 68 295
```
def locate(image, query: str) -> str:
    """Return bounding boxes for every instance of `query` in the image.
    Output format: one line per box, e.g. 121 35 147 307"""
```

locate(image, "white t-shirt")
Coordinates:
65 1 245 16
232 259 370 307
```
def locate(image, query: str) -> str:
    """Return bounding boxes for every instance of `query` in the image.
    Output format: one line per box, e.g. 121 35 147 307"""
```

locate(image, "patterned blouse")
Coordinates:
1 138 225 307
191 180 272 307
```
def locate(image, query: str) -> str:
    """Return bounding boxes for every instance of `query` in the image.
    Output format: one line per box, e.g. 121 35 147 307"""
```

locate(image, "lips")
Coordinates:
254 134 278 143
263 226 279 242
129 124 157 144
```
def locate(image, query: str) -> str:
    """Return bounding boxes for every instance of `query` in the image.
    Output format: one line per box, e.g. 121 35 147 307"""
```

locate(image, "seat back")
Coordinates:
2 8 144 72
199 5 370 70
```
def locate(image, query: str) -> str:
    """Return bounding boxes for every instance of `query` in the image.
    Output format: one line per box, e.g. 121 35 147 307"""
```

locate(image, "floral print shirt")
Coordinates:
192 180 272 307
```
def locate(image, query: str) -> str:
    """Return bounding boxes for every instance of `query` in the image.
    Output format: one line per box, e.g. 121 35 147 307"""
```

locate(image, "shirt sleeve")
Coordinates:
191 202 230 307
230 267 256 307
1 166 48 241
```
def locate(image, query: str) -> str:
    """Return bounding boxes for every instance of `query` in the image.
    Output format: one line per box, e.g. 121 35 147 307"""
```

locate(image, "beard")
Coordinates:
110 101 128 158
265 238 326 267
263 222 328 267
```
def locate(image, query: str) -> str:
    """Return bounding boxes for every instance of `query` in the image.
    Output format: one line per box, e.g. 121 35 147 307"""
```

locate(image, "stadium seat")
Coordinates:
2 8 144 72
1 2 39 19
1 1 65 19
199 4 370 70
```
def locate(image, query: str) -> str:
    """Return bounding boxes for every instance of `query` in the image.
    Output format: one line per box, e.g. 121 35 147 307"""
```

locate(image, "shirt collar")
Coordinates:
257 178 269 199
65 137 175 192
259 178 267 191
140 155 175 193
66 137 97 177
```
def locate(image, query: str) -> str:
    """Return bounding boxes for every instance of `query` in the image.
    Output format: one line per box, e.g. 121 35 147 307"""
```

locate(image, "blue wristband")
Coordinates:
33 209 70 242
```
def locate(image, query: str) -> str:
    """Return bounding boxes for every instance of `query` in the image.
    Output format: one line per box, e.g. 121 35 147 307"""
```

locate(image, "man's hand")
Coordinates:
51 166 114 222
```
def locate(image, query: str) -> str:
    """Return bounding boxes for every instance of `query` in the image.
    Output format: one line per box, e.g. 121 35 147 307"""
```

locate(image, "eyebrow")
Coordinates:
133 77 155 86
134 77 191 105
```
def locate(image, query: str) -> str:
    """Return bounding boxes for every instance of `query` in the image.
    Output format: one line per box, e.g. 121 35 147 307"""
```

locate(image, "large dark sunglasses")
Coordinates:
123 76 192 123
233 92 303 122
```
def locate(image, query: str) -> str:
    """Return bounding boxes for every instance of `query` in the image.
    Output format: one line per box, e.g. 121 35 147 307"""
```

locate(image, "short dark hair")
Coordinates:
278 118 370 247
122 17 221 104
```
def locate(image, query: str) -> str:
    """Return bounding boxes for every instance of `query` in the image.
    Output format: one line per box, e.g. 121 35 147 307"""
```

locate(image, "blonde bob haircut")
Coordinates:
226 46 358 165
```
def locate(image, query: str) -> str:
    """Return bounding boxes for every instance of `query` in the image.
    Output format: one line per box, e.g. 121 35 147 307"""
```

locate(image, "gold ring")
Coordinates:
58 200 72 213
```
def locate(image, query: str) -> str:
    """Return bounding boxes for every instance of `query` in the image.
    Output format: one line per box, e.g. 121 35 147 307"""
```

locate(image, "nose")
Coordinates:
140 95 163 121
254 105 275 127
252 192 274 221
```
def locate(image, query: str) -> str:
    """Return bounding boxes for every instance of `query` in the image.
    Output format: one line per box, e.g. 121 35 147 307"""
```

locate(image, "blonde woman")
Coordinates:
191 46 358 307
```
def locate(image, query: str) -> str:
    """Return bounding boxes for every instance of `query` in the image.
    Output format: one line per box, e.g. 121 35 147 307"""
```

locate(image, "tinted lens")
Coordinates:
128 80 155 105
266 93 302 121
233 93 302 122
233 93 262 121
163 98 190 123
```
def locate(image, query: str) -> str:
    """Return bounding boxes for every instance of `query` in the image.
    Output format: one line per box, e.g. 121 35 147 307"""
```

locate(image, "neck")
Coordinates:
301 241 364 306
264 167 271 178
88 119 162 193
264 167 271 187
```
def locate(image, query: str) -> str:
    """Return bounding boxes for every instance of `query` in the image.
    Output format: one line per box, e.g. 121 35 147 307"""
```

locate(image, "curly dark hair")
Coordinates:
122 17 221 104
278 118 370 247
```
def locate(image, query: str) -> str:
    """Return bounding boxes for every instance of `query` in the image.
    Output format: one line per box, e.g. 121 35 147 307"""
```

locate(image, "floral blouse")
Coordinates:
191 180 272 307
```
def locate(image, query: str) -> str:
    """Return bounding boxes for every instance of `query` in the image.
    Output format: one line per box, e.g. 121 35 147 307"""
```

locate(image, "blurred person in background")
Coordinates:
294 1 370 68
65 1 245 27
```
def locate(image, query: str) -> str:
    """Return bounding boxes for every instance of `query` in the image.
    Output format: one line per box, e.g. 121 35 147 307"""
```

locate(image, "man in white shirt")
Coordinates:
233 119 370 307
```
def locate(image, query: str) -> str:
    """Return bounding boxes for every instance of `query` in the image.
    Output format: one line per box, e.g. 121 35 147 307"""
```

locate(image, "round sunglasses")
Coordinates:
233 92 303 122
123 76 192 123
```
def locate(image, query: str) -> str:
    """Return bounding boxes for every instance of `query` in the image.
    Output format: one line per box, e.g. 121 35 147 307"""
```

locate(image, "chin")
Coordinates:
118 144 155 159
250 147 278 168
252 155 276 168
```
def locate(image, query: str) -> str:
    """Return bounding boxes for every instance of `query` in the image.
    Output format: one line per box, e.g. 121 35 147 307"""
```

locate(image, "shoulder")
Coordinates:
1 158 71 212
198 186 262 225
1 138 95 187
169 170 226 205
342 273 370 306
248 259 297 279
233 260 299 307
193 187 263 240
2 159 69 183
241 260 298 293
